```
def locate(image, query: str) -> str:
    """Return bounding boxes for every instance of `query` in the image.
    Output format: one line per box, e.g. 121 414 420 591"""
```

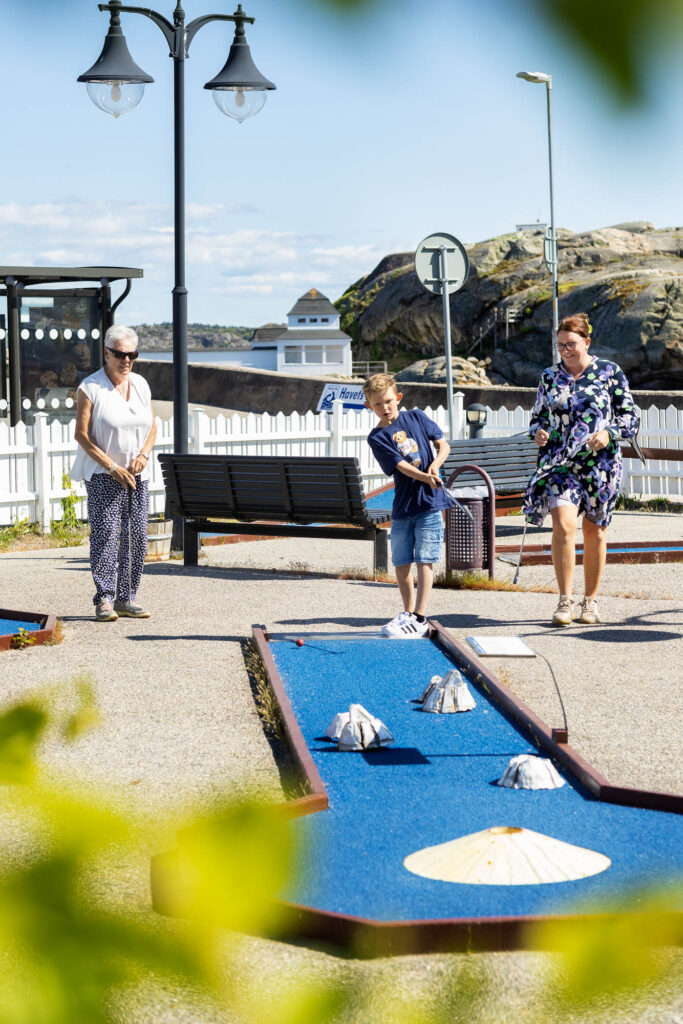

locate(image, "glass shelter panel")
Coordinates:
19 293 101 421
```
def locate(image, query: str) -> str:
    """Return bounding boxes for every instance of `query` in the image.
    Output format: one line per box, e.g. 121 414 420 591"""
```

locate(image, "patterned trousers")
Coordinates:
85 473 149 605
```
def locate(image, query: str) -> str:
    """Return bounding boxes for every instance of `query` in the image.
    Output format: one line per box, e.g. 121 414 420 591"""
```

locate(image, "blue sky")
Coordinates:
2 0 681 327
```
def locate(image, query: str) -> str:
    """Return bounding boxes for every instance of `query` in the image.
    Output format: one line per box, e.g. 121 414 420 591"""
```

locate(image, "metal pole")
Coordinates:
546 80 559 364
439 246 456 440
172 11 188 458
6 280 21 427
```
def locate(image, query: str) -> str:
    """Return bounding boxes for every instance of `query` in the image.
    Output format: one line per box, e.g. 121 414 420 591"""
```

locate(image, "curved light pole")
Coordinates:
517 70 559 364
78 1 275 462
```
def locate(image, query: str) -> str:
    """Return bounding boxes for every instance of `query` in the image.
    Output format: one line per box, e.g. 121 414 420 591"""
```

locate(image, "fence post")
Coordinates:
192 410 208 454
453 391 465 438
33 413 52 534
331 400 344 457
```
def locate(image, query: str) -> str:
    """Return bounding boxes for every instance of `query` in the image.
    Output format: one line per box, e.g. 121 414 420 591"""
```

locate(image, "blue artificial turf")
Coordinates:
365 486 394 512
0 618 41 636
270 636 683 922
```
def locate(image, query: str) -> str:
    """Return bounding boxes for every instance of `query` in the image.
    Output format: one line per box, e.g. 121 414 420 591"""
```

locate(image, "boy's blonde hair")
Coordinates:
362 372 398 400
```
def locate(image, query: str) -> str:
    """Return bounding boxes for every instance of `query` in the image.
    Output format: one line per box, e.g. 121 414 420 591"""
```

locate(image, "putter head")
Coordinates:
445 489 475 523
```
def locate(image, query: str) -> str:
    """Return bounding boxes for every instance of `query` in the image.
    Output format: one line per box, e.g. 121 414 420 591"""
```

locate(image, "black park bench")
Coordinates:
158 453 392 572
440 433 539 514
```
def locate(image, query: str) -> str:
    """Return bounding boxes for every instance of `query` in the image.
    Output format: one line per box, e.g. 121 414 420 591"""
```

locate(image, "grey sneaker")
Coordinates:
552 596 574 627
577 598 600 624
113 600 151 619
95 598 118 622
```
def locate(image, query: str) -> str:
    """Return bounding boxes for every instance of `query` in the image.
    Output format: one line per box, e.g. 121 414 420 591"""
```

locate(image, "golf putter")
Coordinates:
128 484 133 602
513 518 529 585
442 484 475 523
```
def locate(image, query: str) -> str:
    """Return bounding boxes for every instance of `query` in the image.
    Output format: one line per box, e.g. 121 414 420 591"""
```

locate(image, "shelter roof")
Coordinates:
0 266 143 287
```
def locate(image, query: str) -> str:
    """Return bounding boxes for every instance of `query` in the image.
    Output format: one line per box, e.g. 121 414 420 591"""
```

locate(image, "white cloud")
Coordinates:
0 200 385 323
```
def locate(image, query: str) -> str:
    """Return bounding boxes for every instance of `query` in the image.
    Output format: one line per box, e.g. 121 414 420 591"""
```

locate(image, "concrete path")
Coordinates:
0 516 681 1023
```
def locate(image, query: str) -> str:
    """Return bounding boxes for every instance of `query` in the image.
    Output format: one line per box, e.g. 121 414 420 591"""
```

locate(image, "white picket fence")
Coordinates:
0 398 680 530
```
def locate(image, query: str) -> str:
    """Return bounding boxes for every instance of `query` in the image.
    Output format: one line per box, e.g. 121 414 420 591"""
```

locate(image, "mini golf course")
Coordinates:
0 608 56 651
248 623 683 955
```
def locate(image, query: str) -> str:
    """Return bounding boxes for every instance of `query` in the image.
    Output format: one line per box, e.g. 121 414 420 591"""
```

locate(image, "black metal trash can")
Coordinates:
445 464 496 577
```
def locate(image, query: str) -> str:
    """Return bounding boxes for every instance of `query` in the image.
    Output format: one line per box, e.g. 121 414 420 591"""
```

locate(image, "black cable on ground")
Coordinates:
535 649 568 735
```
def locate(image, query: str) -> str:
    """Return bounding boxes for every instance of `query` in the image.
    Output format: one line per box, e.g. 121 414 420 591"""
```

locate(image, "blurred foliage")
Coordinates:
0 680 679 1022
531 890 683 1016
527 0 683 102
311 0 682 102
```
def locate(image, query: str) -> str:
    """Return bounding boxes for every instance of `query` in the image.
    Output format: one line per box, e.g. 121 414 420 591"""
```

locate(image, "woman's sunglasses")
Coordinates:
106 348 139 361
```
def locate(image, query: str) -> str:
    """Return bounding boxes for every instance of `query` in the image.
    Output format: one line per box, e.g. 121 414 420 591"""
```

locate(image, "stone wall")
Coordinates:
137 360 683 414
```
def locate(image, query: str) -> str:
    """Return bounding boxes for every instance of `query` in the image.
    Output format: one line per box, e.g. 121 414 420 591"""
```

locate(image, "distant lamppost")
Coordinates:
78 1 275 460
466 403 487 439
517 70 559 364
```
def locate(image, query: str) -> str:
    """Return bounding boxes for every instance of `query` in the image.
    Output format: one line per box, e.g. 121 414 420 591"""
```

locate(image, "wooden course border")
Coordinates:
152 622 682 957
497 540 683 566
0 608 56 651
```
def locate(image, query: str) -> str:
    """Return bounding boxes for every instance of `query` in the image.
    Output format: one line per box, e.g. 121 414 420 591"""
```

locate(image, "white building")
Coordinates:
220 288 353 376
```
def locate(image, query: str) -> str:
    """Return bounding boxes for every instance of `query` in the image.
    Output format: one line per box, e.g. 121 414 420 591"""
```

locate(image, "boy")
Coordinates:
364 373 450 638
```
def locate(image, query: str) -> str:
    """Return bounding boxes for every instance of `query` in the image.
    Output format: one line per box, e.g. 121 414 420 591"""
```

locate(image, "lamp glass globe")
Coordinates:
86 81 145 118
212 87 267 123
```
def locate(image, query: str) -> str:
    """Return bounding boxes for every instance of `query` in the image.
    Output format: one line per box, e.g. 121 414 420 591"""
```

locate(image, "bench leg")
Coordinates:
373 528 388 576
184 523 199 567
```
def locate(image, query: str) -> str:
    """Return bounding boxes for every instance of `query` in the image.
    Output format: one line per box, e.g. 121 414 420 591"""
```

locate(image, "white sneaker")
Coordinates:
577 598 600 624
383 613 429 639
552 596 574 627
380 611 412 636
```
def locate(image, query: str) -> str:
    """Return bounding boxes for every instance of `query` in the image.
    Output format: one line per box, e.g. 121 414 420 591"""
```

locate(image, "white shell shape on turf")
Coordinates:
337 703 394 751
325 712 350 740
403 826 611 885
497 754 566 790
421 669 475 713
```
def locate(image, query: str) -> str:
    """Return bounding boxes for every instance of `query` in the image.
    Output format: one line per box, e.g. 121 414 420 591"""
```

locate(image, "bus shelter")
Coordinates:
0 266 142 425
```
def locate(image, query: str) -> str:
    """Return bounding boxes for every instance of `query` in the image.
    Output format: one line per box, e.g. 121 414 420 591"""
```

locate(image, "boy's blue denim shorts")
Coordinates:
390 510 444 566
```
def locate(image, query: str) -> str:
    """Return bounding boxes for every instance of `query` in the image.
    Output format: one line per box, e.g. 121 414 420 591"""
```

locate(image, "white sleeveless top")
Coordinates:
70 368 153 482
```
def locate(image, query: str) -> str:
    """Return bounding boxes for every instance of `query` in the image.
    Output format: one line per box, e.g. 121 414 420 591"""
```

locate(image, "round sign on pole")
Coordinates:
414 232 469 295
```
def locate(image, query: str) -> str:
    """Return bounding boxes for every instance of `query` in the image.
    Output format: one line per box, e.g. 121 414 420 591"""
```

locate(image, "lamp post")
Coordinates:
516 70 559 364
78 1 275 463
465 403 487 439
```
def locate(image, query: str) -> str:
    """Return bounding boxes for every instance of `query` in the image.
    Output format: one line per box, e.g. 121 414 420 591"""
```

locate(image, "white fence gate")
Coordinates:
0 397 680 530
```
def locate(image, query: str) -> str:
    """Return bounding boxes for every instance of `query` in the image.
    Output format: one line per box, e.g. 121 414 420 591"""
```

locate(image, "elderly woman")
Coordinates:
524 313 639 626
71 325 156 622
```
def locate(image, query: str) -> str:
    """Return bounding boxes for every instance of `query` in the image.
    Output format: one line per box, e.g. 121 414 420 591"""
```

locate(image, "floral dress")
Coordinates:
523 357 639 527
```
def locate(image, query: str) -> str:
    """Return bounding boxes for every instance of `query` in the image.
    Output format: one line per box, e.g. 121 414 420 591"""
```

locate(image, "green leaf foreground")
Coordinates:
0 681 679 1021
315 0 683 103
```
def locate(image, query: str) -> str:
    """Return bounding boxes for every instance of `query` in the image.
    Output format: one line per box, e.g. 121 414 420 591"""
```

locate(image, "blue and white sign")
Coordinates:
316 382 366 412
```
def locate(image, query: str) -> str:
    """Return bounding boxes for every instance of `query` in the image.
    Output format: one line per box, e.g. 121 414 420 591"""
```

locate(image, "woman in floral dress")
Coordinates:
524 313 639 626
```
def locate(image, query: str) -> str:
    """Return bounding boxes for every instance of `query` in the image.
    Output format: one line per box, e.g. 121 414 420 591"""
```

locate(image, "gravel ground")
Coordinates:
0 513 681 1023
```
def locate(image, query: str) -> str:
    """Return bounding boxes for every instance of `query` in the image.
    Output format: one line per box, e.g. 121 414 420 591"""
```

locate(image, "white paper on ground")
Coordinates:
467 636 536 657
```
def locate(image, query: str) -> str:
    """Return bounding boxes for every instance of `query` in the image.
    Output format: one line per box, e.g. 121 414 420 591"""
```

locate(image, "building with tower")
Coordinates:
220 288 353 376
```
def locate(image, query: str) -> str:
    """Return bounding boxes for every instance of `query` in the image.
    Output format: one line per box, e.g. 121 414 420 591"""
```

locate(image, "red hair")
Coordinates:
558 313 591 339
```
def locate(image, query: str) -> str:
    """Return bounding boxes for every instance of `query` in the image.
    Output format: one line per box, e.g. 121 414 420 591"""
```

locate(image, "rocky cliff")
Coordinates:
337 223 683 389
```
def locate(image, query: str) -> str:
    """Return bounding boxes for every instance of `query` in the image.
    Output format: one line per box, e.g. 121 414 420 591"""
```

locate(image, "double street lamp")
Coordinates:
78 1 275 457
517 70 559 364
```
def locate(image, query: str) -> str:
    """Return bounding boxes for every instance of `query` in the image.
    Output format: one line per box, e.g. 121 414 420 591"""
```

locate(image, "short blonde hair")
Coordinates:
362 372 397 400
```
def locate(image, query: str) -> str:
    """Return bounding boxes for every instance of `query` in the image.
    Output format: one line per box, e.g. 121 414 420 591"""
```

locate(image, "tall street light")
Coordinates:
78 1 275 461
517 70 559 364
